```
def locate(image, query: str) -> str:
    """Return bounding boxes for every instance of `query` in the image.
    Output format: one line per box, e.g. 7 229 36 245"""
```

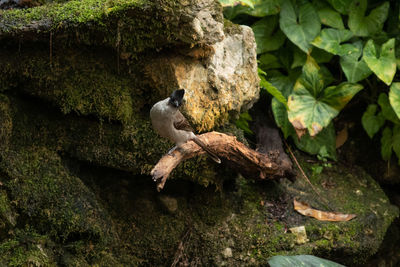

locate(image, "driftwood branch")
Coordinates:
151 131 293 191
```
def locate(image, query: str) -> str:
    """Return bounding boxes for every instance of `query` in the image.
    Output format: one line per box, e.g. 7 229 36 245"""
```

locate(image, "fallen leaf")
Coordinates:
336 124 348 149
294 199 356 221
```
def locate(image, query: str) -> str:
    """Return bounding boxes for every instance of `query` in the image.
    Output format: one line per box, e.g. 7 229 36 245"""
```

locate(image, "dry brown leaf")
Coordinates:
291 120 307 139
294 199 356 222
336 125 348 149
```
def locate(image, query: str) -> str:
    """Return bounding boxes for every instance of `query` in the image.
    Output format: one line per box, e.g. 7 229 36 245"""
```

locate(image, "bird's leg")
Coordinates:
167 146 177 156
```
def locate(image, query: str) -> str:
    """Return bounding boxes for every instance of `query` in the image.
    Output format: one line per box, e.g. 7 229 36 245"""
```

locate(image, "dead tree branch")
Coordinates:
151 131 293 191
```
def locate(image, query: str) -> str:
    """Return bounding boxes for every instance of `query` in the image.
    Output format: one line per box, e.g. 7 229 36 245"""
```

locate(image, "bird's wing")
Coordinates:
173 111 194 132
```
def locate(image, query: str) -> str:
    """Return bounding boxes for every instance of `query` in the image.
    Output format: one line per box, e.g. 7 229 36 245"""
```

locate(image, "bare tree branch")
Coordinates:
151 131 293 191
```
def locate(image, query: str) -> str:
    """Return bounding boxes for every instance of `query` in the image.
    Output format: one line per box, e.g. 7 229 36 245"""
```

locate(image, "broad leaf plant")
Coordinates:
222 0 400 164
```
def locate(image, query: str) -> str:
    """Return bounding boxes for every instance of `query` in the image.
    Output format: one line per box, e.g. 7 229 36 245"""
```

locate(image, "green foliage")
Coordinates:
221 0 400 163
287 56 362 137
363 39 397 85
252 16 286 54
235 112 254 135
389 83 400 120
361 92 400 163
268 254 345 267
223 0 281 19
270 76 296 138
378 93 400 124
348 0 389 37
293 123 337 160
361 104 385 138
340 41 372 83
325 0 352 14
219 0 255 8
279 0 321 53
259 69 287 108
311 28 355 56
317 5 344 29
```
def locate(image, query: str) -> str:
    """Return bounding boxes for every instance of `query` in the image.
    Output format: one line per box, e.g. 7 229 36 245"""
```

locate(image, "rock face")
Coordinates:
145 24 260 131
0 0 260 265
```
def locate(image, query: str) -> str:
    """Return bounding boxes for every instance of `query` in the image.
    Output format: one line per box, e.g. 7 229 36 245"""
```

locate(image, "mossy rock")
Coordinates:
74 155 397 266
1 93 220 186
0 228 58 267
0 47 139 124
0 190 17 239
276 155 399 265
0 146 114 243
0 0 223 50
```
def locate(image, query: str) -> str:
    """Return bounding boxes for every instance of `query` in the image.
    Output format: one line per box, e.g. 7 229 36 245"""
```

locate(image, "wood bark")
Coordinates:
151 131 293 191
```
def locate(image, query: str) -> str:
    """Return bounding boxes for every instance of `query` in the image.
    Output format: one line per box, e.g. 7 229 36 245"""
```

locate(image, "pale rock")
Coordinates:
146 25 260 131
289 226 309 244
222 247 233 258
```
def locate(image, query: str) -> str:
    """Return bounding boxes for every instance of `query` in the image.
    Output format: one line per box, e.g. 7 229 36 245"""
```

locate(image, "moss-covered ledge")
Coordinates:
0 0 224 51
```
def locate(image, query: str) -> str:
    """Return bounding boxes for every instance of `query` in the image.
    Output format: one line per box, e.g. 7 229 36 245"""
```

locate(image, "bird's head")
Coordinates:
168 89 185 108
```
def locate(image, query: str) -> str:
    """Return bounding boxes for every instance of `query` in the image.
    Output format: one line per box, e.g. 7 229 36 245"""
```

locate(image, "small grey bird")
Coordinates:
150 89 221 163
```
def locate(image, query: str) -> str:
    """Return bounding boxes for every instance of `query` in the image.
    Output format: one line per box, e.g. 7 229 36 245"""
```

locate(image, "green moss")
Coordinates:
0 190 17 240
0 48 140 124
2 93 219 187
0 0 144 31
280 153 399 265
0 227 57 267
0 0 180 54
223 18 243 35
0 94 12 150
0 146 114 243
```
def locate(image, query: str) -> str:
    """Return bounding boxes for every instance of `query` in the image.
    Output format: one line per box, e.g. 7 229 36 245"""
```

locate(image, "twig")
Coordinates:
284 140 334 211
171 228 191 267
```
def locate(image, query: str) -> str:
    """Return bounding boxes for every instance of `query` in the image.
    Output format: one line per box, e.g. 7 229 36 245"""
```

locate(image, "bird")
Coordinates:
150 89 221 164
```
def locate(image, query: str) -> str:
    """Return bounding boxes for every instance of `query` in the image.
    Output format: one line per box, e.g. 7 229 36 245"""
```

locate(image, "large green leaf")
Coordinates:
252 16 286 54
340 41 372 83
268 254 344 267
293 123 337 160
389 83 400 120
381 125 400 163
223 0 281 19
291 48 307 69
348 0 389 37
378 93 400 124
363 38 397 86
326 0 353 14
259 53 282 70
270 76 296 138
288 56 363 136
381 126 393 160
312 28 357 56
259 71 288 108
317 7 345 29
361 104 385 138
291 47 333 69
279 0 321 53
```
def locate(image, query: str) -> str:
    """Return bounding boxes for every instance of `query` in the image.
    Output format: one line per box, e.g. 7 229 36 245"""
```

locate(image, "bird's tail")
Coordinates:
193 137 221 164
